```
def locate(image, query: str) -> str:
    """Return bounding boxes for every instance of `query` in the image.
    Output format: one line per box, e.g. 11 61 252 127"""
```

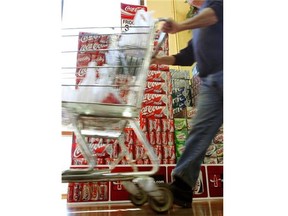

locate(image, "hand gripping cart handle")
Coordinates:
61 17 173 213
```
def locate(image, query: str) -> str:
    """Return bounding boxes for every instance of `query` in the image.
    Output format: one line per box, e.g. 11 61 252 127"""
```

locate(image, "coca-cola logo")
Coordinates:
77 68 87 76
124 6 144 13
78 55 91 63
93 43 108 50
80 35 88 43
148 71 162 76
147 82 165 88
144 94 160 101
79 43 93 52
141 106 165 114
73 141 112 158
94 55 105 62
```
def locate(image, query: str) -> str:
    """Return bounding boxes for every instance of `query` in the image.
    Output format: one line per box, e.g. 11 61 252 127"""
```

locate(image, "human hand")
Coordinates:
161 19 181 34
150 57 160 65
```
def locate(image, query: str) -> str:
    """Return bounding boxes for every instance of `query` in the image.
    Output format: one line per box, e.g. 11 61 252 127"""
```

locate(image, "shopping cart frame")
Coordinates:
61 18 173 213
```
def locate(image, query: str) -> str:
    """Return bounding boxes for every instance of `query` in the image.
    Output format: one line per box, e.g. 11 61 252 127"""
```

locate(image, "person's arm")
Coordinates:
151 40 195 66
162 0 223 34
150 55 175 65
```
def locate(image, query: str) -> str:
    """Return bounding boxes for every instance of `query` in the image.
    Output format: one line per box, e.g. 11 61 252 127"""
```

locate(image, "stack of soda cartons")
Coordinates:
134 31 176 165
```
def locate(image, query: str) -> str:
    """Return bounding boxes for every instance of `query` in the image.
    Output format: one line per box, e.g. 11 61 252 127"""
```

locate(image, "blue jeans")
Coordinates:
172 70 223 188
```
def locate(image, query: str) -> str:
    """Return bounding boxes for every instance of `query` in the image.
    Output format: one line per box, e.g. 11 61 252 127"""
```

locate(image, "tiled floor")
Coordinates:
65 199 223 215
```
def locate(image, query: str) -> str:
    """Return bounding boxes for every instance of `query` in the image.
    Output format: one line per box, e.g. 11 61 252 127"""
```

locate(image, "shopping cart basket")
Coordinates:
61 15 172 213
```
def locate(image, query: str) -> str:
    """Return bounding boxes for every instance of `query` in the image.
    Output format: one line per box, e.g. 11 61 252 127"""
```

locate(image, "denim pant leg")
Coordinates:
172 70 223 188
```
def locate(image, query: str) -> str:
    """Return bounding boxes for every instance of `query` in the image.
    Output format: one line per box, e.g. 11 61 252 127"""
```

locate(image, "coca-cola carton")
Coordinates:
162 145 176 161
149 64 158 71
139 117 148 132
77 53 92 67
124 128 135 144
167 132 175 146
147 71 171 83
145 82 171 94
155 131 162 145
149 131 156 145
141 106 173 119
158 64 170 71
153 145 163 161
142 94 172 107
81 182 91 201
121 3 147 32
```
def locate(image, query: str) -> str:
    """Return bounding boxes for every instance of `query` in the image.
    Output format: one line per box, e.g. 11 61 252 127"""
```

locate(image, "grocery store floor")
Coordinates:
65 199 223 215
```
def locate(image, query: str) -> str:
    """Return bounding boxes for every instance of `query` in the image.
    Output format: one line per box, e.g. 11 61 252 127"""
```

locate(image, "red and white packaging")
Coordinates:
121 3 147 31
73 183 82 202
124 128 135 144
143 158 151 164
167 132 175 146
155 118 162 132
148 118 156 132
141 106 173 119
161 118 169 132
149 131 156 145
142 94 172 107
162 145 176 162
153 145 163 161
81 183 91 201
140 117 148 132
135 143 146 160
77 53 92 67
67 183 75 202
145 82 170 94
161 132 168 145
149 64 158 71
147 70 171 83
144 131 150 143
169 119 175 132
158 64 170 71
155 132 162 145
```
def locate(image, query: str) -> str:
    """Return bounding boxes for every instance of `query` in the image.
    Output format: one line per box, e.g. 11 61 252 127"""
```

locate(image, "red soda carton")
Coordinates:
156 131 162 145
148 118 156 132
142 94 170 107
141 106 172 119
147 71 169 83
155 118 162 132
161 132 168 145
145 82 169 94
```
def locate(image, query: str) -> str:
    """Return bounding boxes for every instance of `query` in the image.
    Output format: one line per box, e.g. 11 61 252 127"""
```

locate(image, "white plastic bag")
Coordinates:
76 61 97 102
94 65 123 104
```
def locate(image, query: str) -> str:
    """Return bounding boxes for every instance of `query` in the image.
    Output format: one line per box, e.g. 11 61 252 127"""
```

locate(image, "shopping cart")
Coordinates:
61 15 172 213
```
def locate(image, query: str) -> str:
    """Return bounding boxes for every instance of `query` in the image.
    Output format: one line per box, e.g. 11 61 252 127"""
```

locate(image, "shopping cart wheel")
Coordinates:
129 188 148 206
148 183 173 213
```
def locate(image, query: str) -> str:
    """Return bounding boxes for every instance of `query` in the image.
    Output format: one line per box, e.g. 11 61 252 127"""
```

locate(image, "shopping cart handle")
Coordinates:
152 31 167 58
152 18 170 58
